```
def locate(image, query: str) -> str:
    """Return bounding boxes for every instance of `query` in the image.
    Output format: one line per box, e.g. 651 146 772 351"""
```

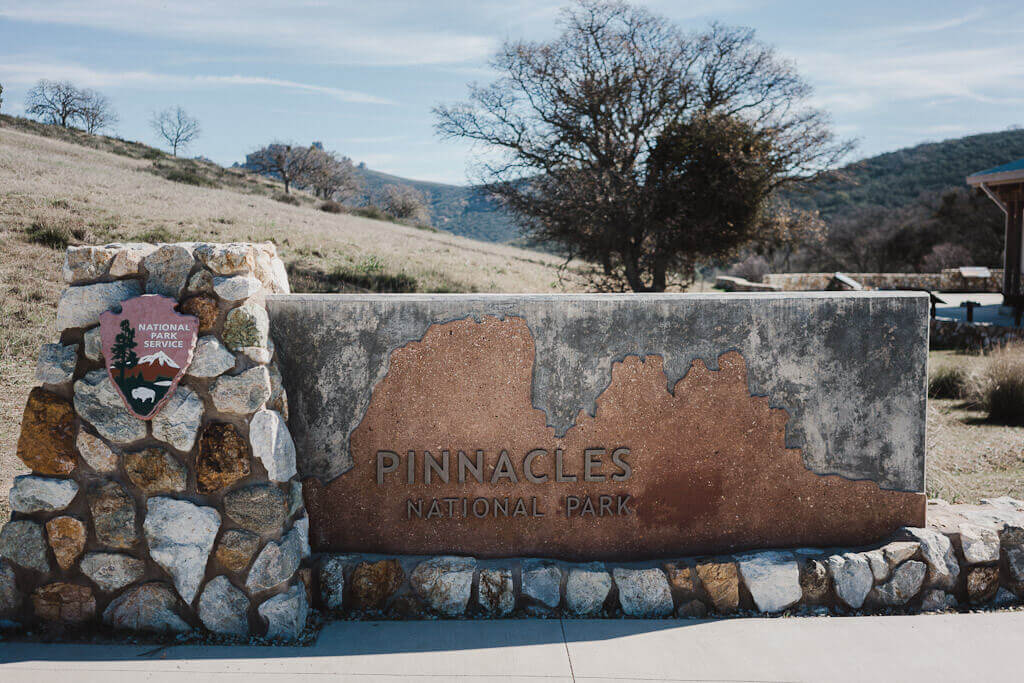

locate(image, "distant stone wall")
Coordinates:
930 318 1024 350
310 498 1022 618
0 242 311 641
765 269 1003 292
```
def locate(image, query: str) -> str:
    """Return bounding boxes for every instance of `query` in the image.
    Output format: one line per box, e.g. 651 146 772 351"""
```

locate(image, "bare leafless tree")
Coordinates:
379 184 429 222
305 147 363 201
247 142 322 194
435 0 852 291
151 106 201 156
0 83 4 113
79 89 118 134
25 80 87 127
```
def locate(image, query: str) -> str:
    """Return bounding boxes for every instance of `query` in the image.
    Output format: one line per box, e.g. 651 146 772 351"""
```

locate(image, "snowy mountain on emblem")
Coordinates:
138 351 181 369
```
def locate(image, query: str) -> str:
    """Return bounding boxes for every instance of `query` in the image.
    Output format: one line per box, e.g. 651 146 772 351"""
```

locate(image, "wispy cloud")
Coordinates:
0 61 394 104
0 1 498 66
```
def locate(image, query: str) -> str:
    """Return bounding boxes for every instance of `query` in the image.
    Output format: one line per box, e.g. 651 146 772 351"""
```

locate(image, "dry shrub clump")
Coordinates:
23 206 91 249
967 343 1024 423
320 200 344 214
928 363 969 399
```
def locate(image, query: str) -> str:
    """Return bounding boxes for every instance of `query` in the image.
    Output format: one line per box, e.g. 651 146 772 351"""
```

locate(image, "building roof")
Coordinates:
967 157 1024 186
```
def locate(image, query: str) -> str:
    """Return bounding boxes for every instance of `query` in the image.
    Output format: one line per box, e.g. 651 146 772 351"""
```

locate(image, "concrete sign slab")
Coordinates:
267 292 928 560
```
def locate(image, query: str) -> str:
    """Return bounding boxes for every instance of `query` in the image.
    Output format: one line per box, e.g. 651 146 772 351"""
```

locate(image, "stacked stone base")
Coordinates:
312 499 1024 620
0 242 310 641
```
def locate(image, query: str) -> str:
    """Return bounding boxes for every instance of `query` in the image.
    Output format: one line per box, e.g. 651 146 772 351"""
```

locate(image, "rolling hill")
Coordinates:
350 128 1024 246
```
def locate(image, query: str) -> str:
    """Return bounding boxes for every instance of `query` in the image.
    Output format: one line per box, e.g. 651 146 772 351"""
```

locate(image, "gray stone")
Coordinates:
108 243 157 278
151 385 203 452
478 568 515 616
410 556 476 616
882 541 920 567
76 432 118 472
992 588 1018 607
0 520 50 573
240 346 272 364
194 243 256 275
268 363 289 418
246 526 304 593
63 244 119 283
9 475 78 513
103 582 190 633
187 336 236 378
613 568 673 617
144 497 221 604
74 370 147 444
224 484 288 535
214 275 262 302
288 480 304 516
738 551 802 613
1007 547 1024 582
864 550 889 582
319 555 356 611
249 409 297 482
80 552 145 592
223 304 270 351
268 292 928 489
56 279 142 331
143 244 194 298
920 589 957 612
83 326 102 361
293 516 311 559
799 558 831 604
869 560 927 606
258 583 307 641
902 528 960 590
87 480 137 549
210 366 272 415
0 560 20 618
828 553 873 609
35 343 78 386
959 524 1001 565
522 560 562 609
565 563 612 616
269 257 290 294
187 269 214 295
198 575 250 637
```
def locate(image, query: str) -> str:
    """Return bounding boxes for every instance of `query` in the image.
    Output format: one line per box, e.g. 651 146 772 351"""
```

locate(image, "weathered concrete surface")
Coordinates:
269 292 927 491
269 293 925 559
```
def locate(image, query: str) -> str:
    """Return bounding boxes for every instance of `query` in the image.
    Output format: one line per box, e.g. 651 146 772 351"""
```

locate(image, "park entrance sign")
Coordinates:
268 292 928 560
99 294 198 419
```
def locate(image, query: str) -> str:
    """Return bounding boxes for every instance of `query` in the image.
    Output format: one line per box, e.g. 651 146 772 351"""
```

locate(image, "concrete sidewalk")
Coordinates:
1 611 1021 682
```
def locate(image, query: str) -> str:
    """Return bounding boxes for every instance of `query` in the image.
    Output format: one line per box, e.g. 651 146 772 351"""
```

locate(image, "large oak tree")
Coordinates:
435 0 851 291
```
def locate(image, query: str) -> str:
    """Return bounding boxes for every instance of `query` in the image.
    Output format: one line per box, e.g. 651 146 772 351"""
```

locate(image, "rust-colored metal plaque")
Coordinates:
304 315 924 560
99 295 198 420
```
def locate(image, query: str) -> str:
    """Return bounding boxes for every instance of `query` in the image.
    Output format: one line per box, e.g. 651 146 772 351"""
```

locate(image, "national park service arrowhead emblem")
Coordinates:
99 295 199 420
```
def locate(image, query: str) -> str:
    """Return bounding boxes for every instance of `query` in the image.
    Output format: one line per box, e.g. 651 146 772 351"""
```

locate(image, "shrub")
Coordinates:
24 212 89 249
274 193 301 206
351 205 387 220
165 169 212 187
969 343 1024 423
320 200 344 214
928 363 969 399
142 148 164 160
728 254 770 283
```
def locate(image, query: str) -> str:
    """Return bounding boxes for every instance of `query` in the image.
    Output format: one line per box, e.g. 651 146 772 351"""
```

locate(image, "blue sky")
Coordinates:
1 0 1022 184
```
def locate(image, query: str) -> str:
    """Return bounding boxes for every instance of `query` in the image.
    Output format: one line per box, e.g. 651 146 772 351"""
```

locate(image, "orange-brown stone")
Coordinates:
180 295 219 333
197 423 251 494
664 563 701 603
32 582 96 624
45 516 86 571
123 448 187 495
16 388 77 476
695 561 739 614
305 316 925 560
349 560 404 611
214 528 260 572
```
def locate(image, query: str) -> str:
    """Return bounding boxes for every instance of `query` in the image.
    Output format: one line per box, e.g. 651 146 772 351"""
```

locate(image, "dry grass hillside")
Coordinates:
0 119 583 517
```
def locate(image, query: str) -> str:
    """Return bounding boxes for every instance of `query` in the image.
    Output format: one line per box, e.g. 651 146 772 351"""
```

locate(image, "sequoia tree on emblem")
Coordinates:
99 295 199 419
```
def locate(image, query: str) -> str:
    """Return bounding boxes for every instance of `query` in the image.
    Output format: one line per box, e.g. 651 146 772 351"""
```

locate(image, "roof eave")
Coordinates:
967 169 1024 187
